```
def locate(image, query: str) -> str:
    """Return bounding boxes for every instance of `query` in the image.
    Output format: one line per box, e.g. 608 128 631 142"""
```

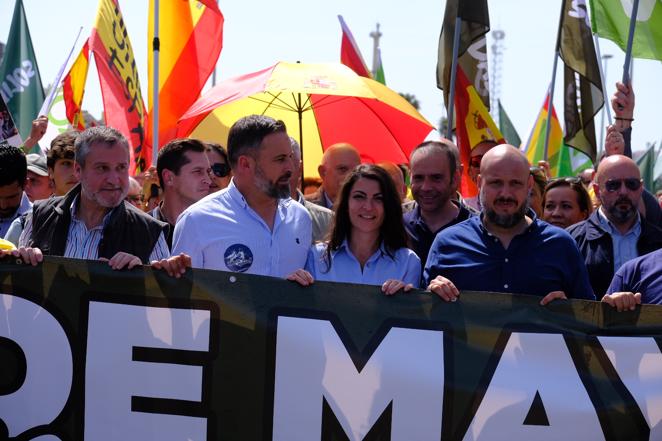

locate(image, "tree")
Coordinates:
399 92 420 110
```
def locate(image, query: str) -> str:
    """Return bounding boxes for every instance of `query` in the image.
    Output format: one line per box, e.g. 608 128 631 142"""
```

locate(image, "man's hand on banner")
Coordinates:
286 269 315 286
22 115 48 151
151 253 191 278
99 252 142 270
427 276 459 302
602 292 642 312
540 290 567 306
381 279 414 295
0 246 43 266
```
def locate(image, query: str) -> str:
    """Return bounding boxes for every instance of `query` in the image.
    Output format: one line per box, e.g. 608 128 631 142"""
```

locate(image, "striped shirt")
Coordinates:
19 196 169 262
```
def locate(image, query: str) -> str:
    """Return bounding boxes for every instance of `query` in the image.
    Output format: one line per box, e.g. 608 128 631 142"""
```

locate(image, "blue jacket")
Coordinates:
567 210 662 298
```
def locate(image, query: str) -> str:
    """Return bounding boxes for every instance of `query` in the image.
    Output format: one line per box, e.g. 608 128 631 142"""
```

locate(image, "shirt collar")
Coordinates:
323 190 334 209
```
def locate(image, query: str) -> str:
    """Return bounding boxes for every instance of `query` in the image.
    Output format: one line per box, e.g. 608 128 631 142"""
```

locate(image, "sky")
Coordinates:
1 0 661 157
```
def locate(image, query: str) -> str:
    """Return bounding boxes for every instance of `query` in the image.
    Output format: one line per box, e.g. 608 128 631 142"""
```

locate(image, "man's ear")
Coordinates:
592 181 600 200
237 154 253 173
162 169 174 187
318 164 326 179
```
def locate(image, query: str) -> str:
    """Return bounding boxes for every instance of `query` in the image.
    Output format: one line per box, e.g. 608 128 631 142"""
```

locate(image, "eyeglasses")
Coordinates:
211 162 231 178
604 178 642 192
469 155 483 168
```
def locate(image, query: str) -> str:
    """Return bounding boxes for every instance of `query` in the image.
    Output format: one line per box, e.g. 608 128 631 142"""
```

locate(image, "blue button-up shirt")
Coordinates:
0 192 31 238
305 240 421 288
424 215 595 300
597 207 641 273
172 180 312 277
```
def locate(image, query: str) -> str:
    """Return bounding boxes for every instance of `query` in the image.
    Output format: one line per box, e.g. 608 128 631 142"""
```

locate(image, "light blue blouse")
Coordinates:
305 240 421 288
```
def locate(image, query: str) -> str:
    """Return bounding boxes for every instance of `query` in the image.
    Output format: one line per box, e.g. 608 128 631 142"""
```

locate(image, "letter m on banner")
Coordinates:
89 0 148 174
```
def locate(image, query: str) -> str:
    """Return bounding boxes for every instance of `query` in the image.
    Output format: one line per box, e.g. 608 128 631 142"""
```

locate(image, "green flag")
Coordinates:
374 48 386 85
0 0 44 141
560 0 603 164
636 143 659 191
589 0 662 60
497 100 521 146
436 0 490 111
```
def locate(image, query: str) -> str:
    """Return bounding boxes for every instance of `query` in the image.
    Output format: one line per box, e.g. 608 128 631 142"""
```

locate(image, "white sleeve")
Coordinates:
172 212 204 268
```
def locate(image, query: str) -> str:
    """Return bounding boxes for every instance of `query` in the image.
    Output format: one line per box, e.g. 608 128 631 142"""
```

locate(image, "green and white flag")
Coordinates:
0 0 44 140
636 143 659 191
589 0 662 60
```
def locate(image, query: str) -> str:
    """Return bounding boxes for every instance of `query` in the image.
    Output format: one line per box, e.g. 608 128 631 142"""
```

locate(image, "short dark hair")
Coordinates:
324 164 408 270
543 177 593 215
227 115 286 167
410 140 459 178
47 130 79 169
74 126 129 167
157 138 208 188
0 145 27 187
205 142 229 164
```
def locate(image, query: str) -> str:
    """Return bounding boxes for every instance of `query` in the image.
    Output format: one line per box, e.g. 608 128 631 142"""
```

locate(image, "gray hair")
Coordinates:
290 136 301 162
74 126 130 167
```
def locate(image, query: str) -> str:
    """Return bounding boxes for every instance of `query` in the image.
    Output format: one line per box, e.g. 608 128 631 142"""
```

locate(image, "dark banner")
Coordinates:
1 257 661 440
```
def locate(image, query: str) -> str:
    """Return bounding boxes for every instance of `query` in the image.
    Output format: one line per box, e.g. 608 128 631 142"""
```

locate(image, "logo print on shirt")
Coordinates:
224 244 253 272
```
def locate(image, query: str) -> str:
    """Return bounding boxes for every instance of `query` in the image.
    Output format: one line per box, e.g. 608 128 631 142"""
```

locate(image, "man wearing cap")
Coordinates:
0 145 31 239
25 153 53 202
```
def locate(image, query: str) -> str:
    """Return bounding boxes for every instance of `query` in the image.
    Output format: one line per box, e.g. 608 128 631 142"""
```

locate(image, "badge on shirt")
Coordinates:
224 244 253 272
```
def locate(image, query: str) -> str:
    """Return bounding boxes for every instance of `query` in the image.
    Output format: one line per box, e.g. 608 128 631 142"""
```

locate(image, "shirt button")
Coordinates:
505 258 509 263
504 284 509 289
494 238 498 242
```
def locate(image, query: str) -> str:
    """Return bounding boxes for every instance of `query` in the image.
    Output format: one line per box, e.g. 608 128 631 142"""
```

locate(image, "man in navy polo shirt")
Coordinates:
601 249 662 310
424 144 595 304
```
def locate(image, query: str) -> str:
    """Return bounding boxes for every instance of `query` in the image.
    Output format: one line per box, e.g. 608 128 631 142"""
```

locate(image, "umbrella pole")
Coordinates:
298 92 304 189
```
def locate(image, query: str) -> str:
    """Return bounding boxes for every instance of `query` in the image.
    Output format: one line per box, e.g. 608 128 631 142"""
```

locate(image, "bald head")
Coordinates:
377 161 407 201
595 154 640 185
480 144 530 177
319 142 361 201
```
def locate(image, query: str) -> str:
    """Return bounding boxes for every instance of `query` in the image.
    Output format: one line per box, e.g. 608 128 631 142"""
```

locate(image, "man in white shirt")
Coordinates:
172 115 312 277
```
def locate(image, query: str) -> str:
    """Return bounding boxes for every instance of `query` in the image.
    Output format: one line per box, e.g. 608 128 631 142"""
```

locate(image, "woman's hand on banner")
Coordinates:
287 269 314 286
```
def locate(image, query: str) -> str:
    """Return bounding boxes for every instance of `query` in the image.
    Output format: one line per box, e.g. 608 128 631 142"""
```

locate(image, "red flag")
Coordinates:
455 66 505 197
338 15 372 78
146 0 224 149
89 0 148 173
62 39 90 131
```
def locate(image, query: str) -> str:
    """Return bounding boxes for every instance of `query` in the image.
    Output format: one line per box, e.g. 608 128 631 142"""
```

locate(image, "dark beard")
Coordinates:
484 198 528 228
606 197 638 224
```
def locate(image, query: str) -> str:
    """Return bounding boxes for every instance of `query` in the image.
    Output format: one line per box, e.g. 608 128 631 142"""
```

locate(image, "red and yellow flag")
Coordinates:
338 15 372 79
147 0 224 150
454 66 504 197
89 0 147 173
62 39 90 131
522 92 564 176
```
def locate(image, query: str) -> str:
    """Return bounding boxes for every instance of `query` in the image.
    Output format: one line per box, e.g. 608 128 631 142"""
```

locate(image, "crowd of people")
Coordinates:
1 81 661 311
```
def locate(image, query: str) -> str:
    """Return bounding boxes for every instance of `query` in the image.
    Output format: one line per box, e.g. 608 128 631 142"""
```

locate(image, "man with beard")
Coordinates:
404 140 473 267
13 127 184 275
424 145 594 303
172 115 312 276
567 155 662 298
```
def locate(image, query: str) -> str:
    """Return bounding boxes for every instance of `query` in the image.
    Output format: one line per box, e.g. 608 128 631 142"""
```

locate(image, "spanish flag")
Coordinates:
62 39 90 131
522 91 564 177
454 66 504 197
147 0 224 150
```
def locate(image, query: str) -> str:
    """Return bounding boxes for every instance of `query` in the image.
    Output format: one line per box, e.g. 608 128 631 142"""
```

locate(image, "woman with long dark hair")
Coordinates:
288 164 421 294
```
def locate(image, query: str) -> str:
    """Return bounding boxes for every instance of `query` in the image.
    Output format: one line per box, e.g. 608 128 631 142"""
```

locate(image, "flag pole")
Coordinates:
152 0 160 167
593 36 612 124
543 0 566 163
446 16 462 140
622 0 639 84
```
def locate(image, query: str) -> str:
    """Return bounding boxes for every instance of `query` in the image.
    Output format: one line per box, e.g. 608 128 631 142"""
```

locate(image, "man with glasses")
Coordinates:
568 155 662 298
152 138 212 247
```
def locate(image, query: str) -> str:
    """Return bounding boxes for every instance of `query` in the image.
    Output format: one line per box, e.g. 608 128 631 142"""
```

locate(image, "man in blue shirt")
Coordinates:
602 249 662 310
173 115 312 277
425 145 595 304
403 140 473 267
567 155 662 298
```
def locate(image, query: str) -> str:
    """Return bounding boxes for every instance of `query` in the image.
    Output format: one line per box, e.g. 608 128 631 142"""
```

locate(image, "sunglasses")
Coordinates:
604 178 642 192
211 162 231 178
469 155 483 168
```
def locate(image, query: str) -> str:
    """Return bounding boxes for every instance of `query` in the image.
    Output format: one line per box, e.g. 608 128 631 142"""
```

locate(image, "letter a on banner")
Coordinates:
89 0 148 174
